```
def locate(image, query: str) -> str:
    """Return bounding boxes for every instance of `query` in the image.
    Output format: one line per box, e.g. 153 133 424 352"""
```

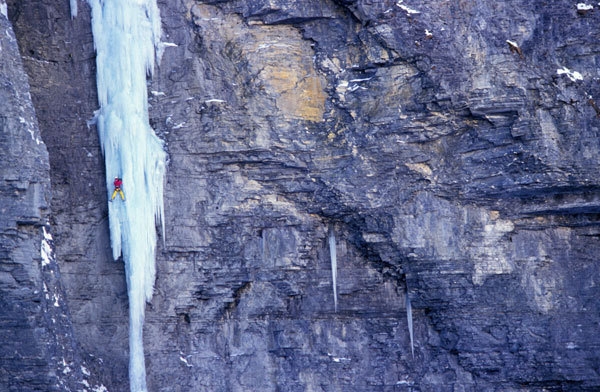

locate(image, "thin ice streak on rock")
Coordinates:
70 0 78 18
406 287 414 358
328 225 338 312
86 0 166 391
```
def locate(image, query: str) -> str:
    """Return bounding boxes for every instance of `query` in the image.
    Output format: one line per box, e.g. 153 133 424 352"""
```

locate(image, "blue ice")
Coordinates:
87 0 166 390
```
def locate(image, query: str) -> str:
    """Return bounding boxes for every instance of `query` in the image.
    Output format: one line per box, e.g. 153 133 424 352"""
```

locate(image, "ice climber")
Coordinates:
111 177 125 201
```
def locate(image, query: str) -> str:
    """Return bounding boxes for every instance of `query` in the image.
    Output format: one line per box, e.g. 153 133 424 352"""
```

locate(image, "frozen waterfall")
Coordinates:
87 0 166 391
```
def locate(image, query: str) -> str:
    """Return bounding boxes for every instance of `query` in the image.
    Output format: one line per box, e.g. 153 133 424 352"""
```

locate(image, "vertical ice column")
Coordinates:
70 0 78 18
328 225 338 312
406 288 414 358
87 1 165 391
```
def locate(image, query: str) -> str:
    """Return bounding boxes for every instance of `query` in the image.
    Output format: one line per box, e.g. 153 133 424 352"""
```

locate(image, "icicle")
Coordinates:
87 0 166 391
70 0 78 18
405 288 414 358
328 225 338 312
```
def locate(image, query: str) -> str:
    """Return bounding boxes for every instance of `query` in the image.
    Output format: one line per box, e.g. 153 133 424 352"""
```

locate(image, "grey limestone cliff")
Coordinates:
3 0 600 391
0 4 104 390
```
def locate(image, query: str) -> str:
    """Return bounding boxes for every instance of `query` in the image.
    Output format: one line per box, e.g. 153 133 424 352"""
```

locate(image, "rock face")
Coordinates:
0 4 104 391
4 0 600 391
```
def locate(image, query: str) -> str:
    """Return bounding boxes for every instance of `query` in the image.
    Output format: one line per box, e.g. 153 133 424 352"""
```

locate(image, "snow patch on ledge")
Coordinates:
179 352 193 368
0 2 8 18
396 0 420 14
577 3 594 11
327 353 351 363
41 226 53 267
557 66 583 82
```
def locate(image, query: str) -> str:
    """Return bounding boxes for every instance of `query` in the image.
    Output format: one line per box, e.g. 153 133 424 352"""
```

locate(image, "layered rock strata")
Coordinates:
5 0 600 390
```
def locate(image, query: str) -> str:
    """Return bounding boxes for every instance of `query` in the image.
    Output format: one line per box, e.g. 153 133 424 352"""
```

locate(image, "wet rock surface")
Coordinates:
4 0 600 390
